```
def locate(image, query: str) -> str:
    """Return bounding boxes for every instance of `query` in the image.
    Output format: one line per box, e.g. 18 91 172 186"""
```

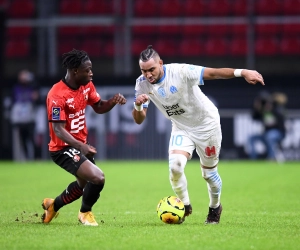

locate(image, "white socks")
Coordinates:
201 167 222 208
169 154 189 205
169 154 222 208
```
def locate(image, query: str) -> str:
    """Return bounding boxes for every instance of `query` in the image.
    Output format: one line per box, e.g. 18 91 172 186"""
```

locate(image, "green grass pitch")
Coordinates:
0 160 299 250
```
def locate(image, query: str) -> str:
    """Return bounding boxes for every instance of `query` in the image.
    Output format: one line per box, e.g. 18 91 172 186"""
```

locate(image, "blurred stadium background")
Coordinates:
0 0 299 161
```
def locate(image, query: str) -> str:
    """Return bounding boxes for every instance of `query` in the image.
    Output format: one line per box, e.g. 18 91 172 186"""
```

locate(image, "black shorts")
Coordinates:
50 146 95 176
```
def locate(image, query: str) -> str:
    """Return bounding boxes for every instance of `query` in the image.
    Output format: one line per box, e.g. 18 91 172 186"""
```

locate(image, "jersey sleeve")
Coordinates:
87 82 101 105
134 76 150 108
47 94 66 122
180 64 205 87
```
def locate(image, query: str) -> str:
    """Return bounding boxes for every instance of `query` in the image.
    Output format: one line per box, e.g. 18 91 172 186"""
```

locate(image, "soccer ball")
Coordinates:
157 196 185 224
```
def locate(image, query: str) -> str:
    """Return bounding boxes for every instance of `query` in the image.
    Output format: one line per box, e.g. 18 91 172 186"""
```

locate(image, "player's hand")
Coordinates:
111 93 127 105
135 94 149 106
79 143 97 156
243 70 265 86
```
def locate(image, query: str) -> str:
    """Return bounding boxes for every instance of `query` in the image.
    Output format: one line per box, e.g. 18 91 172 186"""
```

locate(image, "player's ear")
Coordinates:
72 68 78 75
159 59 163 66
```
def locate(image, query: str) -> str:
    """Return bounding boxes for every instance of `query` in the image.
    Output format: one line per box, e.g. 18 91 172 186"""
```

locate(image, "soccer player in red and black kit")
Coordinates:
42 49 127 226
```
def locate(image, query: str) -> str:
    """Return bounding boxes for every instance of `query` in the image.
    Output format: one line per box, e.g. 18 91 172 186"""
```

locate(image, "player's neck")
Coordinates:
63 77 79 90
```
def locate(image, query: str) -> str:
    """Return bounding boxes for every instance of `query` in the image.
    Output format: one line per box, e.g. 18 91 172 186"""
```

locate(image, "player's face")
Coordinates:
75 60 93 86
139 58 163 84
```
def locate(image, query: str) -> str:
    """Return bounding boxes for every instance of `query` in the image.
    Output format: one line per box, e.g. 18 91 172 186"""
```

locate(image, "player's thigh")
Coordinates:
50 146 100 178
169 130 195 159
76 160 104 182
195 126 222 167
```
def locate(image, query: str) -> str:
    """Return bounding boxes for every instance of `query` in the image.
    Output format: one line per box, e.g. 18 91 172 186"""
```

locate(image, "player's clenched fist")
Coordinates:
135 94 149 106
79 143 97 156
112 93 127 105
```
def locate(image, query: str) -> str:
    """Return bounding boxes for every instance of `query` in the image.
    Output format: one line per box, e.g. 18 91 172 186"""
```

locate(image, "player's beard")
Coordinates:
150 68 163 84
83 77 92 85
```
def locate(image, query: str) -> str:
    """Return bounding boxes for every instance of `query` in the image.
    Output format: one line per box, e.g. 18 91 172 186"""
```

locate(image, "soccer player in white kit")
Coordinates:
132 45 265 224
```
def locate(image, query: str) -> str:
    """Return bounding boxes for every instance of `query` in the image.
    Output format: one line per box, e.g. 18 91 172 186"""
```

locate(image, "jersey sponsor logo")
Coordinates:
170 86 178 94
69 109 86 133
162 103 185 116
66 98 75 108
52 107 61 120
83 88 90 94
205 146 216 157
158 87 166 97
188 65 196 70
66 98 74 104
69 109 85 119
70 115 85 133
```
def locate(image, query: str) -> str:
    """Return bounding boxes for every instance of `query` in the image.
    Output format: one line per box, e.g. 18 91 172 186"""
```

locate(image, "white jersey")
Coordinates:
134 63 220 132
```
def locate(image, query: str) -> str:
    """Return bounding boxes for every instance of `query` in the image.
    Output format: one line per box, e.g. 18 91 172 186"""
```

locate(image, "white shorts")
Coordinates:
168 125 222 167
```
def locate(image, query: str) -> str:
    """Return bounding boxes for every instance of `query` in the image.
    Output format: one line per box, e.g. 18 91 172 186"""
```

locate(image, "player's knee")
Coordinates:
169 154 187 177
201 167 222 186
201 166 217 180
91 172 105 186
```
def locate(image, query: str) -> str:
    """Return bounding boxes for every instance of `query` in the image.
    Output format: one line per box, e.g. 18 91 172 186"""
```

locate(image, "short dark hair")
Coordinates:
61 49 90 69
139 45 159 62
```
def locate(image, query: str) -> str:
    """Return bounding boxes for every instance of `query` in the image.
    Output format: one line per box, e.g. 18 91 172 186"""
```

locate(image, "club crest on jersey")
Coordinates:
83 88 90 101
158 87 166 97
170 86 178 94
52 107 60 120
138 76 146 82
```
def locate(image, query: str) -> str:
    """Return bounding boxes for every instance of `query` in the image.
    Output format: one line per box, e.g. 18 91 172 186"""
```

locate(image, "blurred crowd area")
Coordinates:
0 0 300 80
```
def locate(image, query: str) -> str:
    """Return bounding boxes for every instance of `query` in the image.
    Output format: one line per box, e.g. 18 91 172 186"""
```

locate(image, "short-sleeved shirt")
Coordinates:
134 63 219 132
46 79 101 151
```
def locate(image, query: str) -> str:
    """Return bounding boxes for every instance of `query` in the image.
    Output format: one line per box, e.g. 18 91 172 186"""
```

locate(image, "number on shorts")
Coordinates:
63 148 80 158
171 135 183 146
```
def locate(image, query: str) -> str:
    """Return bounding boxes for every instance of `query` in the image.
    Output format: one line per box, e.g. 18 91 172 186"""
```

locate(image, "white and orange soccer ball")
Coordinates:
156 196 185 224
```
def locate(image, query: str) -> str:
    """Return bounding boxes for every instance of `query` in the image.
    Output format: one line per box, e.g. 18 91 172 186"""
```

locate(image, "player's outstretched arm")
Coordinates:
203 68 265 86
132 94 148 124
92 93 127 114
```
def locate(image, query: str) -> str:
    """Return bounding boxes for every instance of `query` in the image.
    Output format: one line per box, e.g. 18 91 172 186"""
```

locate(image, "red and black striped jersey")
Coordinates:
46 79 100 151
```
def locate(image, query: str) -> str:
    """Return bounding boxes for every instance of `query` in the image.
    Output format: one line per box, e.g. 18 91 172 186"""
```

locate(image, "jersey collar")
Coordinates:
62 78 79 90
156 65 166 84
